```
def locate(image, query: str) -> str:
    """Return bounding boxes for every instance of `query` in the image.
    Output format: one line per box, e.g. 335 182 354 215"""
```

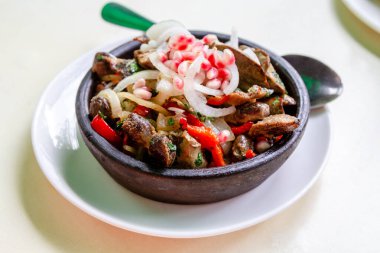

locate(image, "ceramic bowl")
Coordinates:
76 31 310 204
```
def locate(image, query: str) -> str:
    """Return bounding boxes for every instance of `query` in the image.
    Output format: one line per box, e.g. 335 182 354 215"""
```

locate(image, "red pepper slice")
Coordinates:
230 122 253 135
91 115 121 145
184 112 204 127
245 149 256 159
207 95 229 106
183 123 225 167
133 105 150 117
275 135 283 142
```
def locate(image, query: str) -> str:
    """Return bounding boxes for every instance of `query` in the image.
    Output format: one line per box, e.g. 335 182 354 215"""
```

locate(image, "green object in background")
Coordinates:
301 74 321 98
101 2 154 31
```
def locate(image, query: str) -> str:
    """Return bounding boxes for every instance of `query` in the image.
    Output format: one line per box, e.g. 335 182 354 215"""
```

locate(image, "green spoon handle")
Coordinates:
101 2 155 31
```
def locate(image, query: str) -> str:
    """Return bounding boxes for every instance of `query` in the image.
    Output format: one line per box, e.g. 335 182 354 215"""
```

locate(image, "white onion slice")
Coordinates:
113 70 159 92
212 118 235 142
223 63 239 94
243 48 260 65
157 27 190 43
96 89 122 118
117 92 170 116
226 27 238 49
146 20 186 40
194 83 224 96
149 51 179 78
183 56 236 117
123 145 136 154
168 107 185 114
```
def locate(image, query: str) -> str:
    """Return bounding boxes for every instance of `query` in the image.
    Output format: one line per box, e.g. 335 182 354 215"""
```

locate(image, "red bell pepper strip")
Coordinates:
182 122 225 167
133 105 150 117
184 112 204 127
207 95 229 106
91 115 121 145
230 122 253 135
245 149 256 159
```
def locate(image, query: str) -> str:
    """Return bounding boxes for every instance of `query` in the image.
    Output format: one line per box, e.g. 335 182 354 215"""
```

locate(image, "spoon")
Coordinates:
101 2 343 109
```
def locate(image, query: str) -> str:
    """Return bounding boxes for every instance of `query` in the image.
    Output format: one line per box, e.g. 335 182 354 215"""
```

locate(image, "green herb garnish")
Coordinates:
98 111 107 119
194 153 203 167
167 142 177 152
167 117 175 126
96 54 103 61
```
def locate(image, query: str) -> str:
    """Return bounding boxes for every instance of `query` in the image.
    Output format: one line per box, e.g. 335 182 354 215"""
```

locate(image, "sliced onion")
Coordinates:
183 56 236 117
97 89 122 118
123 145 136 154
243 48 260 65
157 27 190 43
113 70 160 92
168 107 185 114
212 118 235 142
194 83 224 96
226 27 238 49
117 92 170 116
223 63 239 94
146 20 186 40
151 79 182 105
149 51 179 78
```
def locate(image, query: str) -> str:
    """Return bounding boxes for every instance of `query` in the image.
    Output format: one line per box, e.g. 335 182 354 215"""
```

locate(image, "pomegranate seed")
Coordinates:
133 78 146 89
218 68 231 80
201 59 212 71
172 51 183 61
133 88 152 100
164 60 179 72
202 34 218 45
173 77 184 90
222 49 235 66
157 51 168 62
221 80 230 90
218 130 230 144
178 60 191 76
206 79 222 89
206 67 219 80
182 51 196 61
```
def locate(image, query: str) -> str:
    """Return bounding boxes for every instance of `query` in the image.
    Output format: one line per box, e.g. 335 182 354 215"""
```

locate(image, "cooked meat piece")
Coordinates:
122 113 156 148
253 48 287 94
283 94 296 106
247 85 274 99
261 96 285 115
248 114 300 137
177 131 207 168
89 96 112 118
215 44 269 90
231 135 253 161
92 52 140 78
227 86 274 106
225 102 270 124
148 134 176 167
134 49 156 69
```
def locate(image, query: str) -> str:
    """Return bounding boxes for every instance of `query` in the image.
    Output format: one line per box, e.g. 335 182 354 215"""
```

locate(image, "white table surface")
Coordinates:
1 0 380 252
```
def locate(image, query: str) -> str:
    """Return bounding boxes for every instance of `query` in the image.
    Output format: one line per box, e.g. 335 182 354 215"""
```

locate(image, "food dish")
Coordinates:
31 42 329 235
76 24 309 204
86 21 300 169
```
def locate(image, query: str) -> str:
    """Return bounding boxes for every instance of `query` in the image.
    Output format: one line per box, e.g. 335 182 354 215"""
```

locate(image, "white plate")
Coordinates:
32 40 331 238
342 0 380 33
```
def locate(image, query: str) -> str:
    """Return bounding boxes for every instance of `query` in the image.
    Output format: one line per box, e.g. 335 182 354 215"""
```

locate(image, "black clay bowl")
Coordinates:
76 31 310 204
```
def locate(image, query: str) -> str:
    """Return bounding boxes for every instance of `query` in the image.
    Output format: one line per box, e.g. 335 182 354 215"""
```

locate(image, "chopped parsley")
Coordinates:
194 153 203 167
96 54 103 61
98 111 107 119
167 117 175 126
167 142 177 152
116 119 125 130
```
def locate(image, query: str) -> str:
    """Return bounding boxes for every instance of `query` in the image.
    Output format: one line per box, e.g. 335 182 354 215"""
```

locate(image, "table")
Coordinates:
1 0 380 252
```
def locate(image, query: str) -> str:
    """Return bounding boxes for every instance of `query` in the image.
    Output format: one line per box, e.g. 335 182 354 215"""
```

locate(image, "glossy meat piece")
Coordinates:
134 49 156 69
253 48 287 94
225 102 270 124
283 94 296 106
92 52 132 78
262 96 285 115
231 135 253 161
148 134 176 167
177 131 207 168
227 86 273 106
122 113 156 148
89 96 112 118
215 44 269 90
248 114 300 137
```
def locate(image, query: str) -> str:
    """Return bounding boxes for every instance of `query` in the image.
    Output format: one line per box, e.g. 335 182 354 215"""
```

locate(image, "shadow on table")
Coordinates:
334 0 380 58
18 127 323 253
